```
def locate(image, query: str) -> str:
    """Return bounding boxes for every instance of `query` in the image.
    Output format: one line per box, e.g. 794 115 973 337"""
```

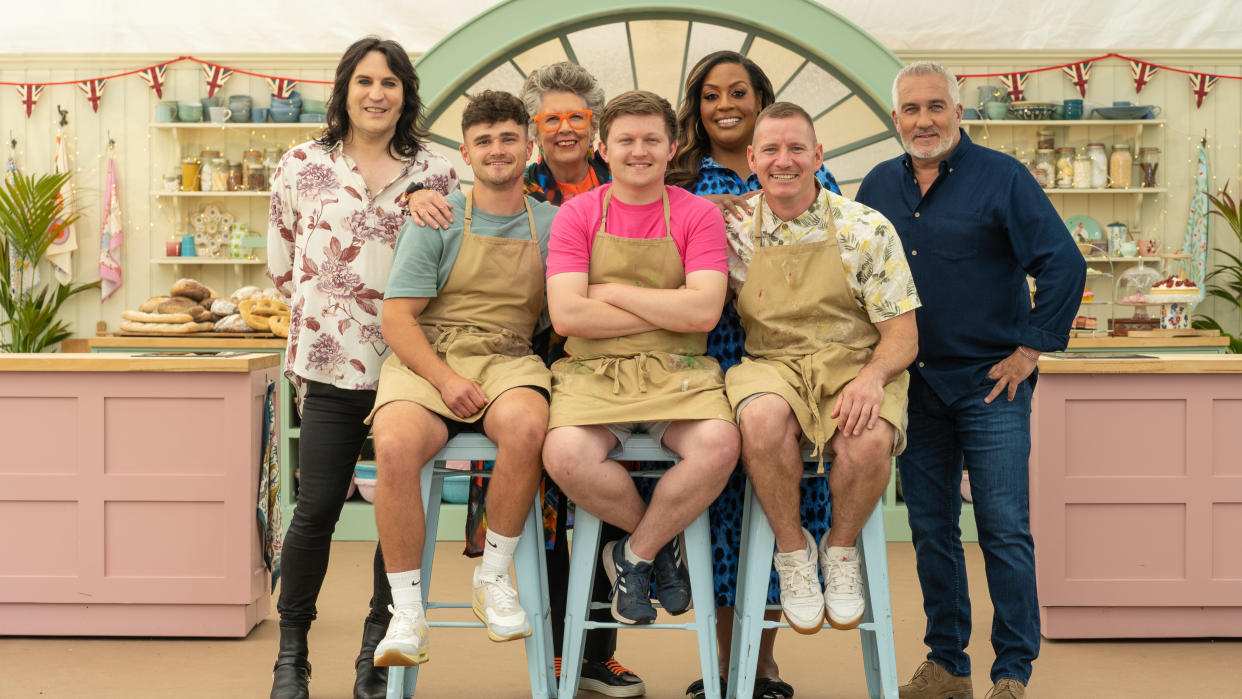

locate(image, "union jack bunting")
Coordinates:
267 78 298 100
1061 61 1094 98
16 84 44 118
1129 60 1160 94
955 75 966 89
202 64 234 98
139 64 168 99
1189 73 1217 109
998 72 1029 102
77 78 107 112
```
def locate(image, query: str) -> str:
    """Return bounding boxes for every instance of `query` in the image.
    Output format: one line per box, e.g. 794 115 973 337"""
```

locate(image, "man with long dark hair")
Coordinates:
267 36 457 699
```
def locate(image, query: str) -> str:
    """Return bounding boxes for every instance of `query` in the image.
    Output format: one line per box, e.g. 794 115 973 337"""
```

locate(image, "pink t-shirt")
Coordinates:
546 183 728 278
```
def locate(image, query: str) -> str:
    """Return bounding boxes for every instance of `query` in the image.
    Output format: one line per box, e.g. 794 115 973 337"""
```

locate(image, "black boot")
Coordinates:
353 620 389 699
270 626 311 699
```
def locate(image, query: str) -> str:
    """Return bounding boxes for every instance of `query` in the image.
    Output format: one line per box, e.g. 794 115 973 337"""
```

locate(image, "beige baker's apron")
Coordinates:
548 187 733 428
724 194 908 461
370 192 551 423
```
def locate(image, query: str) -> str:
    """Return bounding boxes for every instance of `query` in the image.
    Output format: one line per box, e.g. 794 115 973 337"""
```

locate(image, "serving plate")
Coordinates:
1093 106 1156 119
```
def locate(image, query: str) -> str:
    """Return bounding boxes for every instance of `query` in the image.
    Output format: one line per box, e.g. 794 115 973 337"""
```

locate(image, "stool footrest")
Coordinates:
582 621 702 631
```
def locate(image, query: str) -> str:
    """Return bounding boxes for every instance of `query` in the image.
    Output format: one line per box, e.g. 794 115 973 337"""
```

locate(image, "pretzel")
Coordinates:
239 298 290 331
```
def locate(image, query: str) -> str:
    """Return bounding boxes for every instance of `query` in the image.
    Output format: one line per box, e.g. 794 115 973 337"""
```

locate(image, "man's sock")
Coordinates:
623 538 654 566
480 530 520 577
387 569 423 613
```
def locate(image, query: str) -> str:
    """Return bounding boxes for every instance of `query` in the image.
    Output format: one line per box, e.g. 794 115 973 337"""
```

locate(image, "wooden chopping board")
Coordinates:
1125 329 1220 338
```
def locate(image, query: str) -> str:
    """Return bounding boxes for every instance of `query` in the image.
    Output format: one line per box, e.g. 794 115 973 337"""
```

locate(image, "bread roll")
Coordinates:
213 313 255 333
156 296 199 314
120 320 204 334
210 298 239 316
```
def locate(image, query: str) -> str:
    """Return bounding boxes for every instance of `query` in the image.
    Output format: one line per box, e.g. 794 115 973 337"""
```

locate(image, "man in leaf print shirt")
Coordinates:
720 103 919 650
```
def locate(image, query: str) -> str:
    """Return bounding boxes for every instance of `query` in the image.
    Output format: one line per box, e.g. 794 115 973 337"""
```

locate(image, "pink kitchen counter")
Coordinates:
1031 353 1242 638
0 352 280 637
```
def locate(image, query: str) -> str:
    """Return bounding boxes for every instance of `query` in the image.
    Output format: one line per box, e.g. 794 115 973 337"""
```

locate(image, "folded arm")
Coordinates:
380 296 487 418
547 272 661 339
587 269 727 334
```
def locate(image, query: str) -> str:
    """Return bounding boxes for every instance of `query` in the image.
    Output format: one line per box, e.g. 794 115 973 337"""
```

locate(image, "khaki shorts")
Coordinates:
600 421 672 460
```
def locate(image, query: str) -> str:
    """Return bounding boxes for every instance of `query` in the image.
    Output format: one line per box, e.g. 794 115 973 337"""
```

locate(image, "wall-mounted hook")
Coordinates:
8 130 15 151
57 105 69 128
107 130 116 152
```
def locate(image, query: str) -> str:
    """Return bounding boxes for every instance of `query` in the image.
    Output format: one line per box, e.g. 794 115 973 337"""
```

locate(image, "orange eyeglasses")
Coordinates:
533 109 593 132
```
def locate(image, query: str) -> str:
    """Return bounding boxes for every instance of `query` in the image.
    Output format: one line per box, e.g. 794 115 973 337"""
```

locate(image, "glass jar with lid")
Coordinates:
1138 147 1160 188
198 150 222 191
227 161 244 192
1072 151 1092 189
1036 128 1055 151
263 148 284 181
179 157 200 191
1085 143 1108 188
210 156 229 192
1109 143 1133 189
1034 149 1055 189
1055 147 1075 188
246 163 267 192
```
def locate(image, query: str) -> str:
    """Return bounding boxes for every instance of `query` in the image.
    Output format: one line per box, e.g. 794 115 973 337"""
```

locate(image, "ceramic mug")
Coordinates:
180 234 197 257
1063 99 1084 120
252 107 270 123
985 101 1009 120
1137 239 1159 256
178 102 203 123
155 103 177 122
1118 241 1138 257
165 240 181 257
207 107 233 123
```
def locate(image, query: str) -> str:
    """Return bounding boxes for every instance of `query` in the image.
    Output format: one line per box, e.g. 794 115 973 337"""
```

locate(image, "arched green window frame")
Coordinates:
413 0 905 190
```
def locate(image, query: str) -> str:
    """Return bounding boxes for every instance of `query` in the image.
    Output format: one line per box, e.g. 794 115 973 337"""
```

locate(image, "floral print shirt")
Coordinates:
725 186 921 323
268 140 458 400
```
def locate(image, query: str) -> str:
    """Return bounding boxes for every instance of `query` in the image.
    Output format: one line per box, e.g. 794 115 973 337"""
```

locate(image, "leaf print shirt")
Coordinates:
267 139 458 399
725 187 921 323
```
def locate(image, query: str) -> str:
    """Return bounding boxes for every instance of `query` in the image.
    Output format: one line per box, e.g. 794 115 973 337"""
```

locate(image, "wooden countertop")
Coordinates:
0 352 280 373
1039 353 1242 374
1067 336 1229 349
88 335 288 350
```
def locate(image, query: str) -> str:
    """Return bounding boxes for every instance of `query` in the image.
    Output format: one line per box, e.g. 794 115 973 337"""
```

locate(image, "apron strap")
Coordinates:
467 190 539 243
599 186 672 239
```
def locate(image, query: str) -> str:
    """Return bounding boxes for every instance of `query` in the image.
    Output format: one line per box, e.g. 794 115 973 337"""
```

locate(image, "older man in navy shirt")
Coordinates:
856 61 1084 699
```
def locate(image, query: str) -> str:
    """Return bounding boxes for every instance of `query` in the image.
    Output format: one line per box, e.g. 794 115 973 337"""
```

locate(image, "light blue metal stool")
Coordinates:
386 433 556 699
557 435 722 699
727 474 898 699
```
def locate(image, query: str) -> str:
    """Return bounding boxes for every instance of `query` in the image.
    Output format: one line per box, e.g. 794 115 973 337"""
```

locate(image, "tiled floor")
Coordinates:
4 541 1239 698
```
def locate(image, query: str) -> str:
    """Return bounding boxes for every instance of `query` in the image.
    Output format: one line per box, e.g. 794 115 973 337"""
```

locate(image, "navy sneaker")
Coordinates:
602 537 656 624
651 535 692 615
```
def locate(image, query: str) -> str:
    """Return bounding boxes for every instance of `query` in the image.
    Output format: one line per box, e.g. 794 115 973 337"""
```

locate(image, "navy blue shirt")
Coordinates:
856 130 1085 405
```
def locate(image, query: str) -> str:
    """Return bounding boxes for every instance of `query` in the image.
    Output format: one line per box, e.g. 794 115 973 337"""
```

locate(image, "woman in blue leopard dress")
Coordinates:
667 50 841 699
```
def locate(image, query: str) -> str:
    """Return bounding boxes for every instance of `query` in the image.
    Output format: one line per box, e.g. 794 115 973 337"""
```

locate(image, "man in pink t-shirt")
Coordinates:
542 91 739 640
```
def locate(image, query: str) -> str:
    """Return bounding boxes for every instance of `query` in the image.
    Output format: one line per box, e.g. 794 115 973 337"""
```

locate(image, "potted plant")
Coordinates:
0 171 99 353
1193 182 1242 353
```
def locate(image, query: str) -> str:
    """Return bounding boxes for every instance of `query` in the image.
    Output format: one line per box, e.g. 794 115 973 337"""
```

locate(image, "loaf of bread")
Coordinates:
170 278 214 301
120 320 208 334
139 296 171 313
156 296 200 314
122 310 195 323
230 285 263 302
210 298 239 316
190 306 213 322
213 313 255 333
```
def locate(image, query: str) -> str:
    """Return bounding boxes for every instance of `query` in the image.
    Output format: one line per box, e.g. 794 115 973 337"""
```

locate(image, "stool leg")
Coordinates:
557 509 602 698
684 510 721 699
857 502 898 699
728 479 775 699
515 497 556 698
385 463 445 699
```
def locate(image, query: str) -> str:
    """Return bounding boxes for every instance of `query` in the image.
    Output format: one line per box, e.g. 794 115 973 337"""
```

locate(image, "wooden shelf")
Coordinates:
150 123 323 130
1044 188 1166 194
150 257 265 265
963 119 1166 126
152 191 272 197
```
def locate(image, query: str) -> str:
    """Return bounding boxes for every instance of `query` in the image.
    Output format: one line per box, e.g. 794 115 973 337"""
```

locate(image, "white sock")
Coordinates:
480 530 520 576
623 538 654 566
388 569 423 612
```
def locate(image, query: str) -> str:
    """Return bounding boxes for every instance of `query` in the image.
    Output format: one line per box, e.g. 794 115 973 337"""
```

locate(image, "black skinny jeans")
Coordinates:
277 380 391 630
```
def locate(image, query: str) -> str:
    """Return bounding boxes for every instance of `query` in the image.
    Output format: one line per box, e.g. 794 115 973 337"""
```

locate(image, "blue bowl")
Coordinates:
298 113 325 123
271 106 300 123
442 476 470 504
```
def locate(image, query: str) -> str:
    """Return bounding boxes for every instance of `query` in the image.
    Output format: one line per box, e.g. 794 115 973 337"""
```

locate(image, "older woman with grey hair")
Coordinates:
406 61 610 224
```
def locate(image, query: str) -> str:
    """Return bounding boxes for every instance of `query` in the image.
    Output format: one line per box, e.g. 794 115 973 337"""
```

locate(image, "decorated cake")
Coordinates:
1149 274 1197 296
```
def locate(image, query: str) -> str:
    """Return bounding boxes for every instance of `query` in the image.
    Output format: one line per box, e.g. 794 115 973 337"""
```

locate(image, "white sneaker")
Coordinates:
472 566 532 642
373 605 429 666
773 528 824 634
819 533 864 630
